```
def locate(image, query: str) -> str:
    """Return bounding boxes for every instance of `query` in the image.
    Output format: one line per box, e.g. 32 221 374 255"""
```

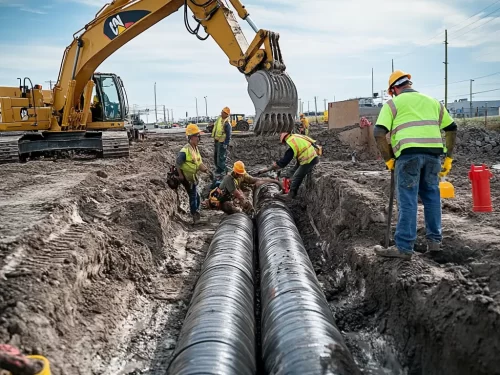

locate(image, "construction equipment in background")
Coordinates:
0 0 298 164
230 113 250 131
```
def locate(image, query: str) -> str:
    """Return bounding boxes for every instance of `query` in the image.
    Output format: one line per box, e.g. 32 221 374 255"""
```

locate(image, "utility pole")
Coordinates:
45 80 54 90
204 96 208 117
314 96 319 124
444 29 448 108
298 98 301 116
195 97 198 123
324 99 327 111
163 105 166 123
154 82 158 123
470 79 474 117
372 67 374 99
171 109 174 122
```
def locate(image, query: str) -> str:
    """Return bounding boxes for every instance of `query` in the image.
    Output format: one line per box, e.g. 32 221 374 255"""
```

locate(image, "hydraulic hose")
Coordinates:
254 183 360 374
167 213 256 375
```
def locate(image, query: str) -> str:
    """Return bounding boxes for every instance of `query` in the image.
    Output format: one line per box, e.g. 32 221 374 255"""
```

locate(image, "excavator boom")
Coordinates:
0 0 298 163
53 0 297 134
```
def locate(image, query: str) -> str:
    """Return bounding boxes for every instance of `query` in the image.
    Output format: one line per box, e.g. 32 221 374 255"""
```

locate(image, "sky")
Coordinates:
0 0 499 121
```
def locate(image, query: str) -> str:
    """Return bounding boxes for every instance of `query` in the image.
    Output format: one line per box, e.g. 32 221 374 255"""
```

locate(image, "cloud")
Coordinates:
0 0 48 14
1 0 499 119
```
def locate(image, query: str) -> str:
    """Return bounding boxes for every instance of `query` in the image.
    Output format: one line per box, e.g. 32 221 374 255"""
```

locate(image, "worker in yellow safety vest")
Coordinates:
299 113 310 135
373 70 457 261
258 132 320 199
177 124 213 224
211 106 232 176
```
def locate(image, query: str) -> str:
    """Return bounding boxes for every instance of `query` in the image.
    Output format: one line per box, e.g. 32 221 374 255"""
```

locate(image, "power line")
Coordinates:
448 0 500 32
419 71 500 89
448 0 500 34
393 0 500 61
450 7 500 39
445 87 500 99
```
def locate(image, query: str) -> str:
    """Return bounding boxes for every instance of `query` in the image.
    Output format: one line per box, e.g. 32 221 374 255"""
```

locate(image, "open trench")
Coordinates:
1 130 499 374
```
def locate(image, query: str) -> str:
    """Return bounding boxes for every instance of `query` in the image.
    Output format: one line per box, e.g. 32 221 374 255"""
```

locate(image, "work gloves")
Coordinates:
385 158 395 171
439 157 453 177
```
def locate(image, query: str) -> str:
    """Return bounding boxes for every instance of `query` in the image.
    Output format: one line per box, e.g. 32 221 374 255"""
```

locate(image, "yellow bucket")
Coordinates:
439 180 455 199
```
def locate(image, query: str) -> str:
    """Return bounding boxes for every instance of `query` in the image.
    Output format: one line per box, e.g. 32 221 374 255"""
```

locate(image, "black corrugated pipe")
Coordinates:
167 213 256 375
254 182 361 375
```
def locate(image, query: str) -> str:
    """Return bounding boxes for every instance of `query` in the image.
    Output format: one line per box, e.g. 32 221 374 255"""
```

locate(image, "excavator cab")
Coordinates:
90 73 129 124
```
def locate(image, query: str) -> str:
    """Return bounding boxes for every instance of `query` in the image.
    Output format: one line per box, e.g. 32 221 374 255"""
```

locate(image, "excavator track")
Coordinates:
0 136 21 164
101 131 130 159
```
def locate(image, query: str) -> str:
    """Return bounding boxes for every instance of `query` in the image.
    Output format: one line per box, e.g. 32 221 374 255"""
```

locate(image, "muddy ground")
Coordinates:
0 135 223 374
0 125 499 374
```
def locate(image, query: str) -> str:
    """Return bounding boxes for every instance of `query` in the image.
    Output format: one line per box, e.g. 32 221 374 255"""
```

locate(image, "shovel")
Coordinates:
385 169 395 248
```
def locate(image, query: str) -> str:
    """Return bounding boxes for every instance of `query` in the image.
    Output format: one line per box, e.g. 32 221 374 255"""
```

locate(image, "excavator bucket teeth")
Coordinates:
247 70 298 135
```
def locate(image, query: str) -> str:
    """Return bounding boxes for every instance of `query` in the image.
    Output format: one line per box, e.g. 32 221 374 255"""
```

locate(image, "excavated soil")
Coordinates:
0 134 223 374
282 128 500 375
1 126 499 375
233 126 500 374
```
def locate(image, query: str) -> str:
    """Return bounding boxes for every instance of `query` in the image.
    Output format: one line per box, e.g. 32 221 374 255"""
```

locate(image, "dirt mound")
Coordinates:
0 135 223 374
289 160 500 375
456 127 500 162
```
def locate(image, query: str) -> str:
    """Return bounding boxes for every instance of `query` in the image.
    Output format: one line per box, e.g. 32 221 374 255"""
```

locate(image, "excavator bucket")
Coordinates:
247 70 298 135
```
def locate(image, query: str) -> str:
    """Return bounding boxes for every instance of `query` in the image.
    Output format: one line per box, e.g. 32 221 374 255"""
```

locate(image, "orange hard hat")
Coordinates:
186 123 201 136
280 132 290 143
388 70 412 96
300 113 304 117
233 160 246 175
222 107 230 115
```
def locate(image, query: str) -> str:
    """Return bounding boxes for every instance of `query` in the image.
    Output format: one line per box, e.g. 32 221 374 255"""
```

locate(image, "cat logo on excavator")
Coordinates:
104 10 151 40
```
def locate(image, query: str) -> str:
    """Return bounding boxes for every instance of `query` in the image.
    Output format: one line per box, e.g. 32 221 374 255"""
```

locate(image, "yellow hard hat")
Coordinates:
186 123 201 136
233 160 246 175
222 107 231 115
388 70 412 96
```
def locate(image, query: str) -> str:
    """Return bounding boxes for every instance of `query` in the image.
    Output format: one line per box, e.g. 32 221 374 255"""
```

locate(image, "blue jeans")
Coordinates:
182 180 200 215
395 153 442 254
214 142 227 175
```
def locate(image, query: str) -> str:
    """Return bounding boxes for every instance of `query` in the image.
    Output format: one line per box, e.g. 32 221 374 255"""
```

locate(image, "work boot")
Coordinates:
427 241 441 252
192 212 201 224
373 245 412 261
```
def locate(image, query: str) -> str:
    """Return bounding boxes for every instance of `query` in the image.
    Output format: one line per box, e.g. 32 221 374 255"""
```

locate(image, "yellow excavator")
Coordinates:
0 0 298 163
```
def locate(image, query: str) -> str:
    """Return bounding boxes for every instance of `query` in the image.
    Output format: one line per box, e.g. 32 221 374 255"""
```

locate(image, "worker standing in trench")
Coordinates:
211 106 232 176
257 132 320 200
373 70 457 260
177 124 213 224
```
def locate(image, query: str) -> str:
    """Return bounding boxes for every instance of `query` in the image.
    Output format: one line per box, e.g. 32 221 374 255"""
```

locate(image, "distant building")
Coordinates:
447 98 500 117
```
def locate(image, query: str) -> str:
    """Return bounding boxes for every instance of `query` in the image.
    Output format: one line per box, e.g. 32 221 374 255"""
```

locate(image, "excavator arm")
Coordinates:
53 0 297 134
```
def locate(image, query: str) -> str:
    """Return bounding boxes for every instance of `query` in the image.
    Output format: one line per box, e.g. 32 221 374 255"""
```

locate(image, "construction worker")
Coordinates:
299 113 310 135
177 124 212 224
211 107 232 175
259 133 320 199
205 161 277 214
373 70 457 260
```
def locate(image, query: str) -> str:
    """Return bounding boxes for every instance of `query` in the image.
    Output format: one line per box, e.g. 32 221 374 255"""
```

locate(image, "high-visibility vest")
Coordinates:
179 144 202 183
377 91 451 158
212 116 228 142
286 134 317 165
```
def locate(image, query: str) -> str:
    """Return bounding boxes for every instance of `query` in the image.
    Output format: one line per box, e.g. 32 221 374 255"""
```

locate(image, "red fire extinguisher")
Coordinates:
468 164 493 212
